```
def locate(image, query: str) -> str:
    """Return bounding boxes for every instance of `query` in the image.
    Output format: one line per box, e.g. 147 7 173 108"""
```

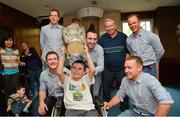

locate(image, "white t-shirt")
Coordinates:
61 71 95 111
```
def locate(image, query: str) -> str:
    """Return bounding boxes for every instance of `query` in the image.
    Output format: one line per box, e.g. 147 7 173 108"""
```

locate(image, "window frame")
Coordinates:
121 19 154 36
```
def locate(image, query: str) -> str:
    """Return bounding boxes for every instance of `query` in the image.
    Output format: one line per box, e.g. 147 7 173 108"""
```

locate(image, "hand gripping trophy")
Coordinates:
62 23 86 65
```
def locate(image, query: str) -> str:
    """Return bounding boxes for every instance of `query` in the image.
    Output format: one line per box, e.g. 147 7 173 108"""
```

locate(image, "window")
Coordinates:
122 19 153 36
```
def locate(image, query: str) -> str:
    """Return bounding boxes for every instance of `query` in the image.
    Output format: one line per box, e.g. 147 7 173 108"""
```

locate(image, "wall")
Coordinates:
155 6 180 85
0 3 41 55
155 6 180 58
63 15 74 27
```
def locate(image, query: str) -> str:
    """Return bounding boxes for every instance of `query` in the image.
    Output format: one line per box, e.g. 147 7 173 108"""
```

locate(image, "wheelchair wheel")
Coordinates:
51 97 64 117
99 107 107 117
93 95 108 117
51 106 61 117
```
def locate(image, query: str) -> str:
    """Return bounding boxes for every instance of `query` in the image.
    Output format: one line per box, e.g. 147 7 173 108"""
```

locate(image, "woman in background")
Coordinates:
0 34 22 97
20 42 42 97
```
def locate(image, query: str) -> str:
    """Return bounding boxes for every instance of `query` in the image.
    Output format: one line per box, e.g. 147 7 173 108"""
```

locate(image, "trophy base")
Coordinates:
67 53 87 66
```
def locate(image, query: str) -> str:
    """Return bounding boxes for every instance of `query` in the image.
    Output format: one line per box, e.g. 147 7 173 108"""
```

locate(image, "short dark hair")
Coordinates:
86 23 97 37
2 33 15 49
127 14 141 21
126 56 143 66
45 51 59 61
21 42 28 46
86 29 97 38
71 60 86 71
16 84 26 91
49 8 60 17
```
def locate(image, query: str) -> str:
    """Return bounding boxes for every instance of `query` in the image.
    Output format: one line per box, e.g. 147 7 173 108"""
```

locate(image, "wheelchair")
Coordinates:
51 95 107 117
51 97 64 116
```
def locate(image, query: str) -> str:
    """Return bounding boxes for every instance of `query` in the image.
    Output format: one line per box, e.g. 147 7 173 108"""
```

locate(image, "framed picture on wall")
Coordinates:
176 7 180 43
176 24 180 43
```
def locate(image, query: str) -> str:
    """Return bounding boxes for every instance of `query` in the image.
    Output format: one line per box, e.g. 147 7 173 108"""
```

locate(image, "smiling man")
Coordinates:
40 9 64 70
98 18 129 111
103 56 174 116
126 14 164 77
86 28 104 97
38 51 64 116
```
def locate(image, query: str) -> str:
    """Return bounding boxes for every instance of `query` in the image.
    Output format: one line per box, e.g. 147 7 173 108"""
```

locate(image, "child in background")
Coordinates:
6 85 32 116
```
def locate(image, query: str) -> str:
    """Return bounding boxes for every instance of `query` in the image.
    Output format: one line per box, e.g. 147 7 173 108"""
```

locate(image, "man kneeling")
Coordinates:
104 56 174 116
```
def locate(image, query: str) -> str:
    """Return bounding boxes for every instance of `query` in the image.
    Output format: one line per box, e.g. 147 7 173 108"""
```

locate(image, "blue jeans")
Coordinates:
143 63 156 77
27 67 42 96
4 73 19 96
12 102 26 114
118 109 152 116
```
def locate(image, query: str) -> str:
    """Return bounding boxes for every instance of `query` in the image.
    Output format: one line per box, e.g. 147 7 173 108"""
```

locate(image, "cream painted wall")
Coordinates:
62 15 74 27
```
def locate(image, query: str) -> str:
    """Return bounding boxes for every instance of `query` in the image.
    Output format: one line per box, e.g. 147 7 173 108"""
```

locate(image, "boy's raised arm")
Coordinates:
57 47 66 84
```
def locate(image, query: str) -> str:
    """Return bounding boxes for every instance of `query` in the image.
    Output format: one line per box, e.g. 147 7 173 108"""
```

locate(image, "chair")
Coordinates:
51 97 64 116
51 95 107 117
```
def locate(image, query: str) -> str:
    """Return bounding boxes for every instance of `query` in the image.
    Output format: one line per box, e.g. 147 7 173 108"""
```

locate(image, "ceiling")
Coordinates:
1 0 180 18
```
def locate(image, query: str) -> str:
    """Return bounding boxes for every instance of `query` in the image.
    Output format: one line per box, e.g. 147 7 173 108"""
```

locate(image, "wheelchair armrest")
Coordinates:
55 97 63 109
93 95 104 107
93 95 107 116
51 97 65 116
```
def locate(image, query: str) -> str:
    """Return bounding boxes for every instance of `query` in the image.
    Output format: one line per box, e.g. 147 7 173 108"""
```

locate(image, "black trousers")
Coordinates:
3 73 20 97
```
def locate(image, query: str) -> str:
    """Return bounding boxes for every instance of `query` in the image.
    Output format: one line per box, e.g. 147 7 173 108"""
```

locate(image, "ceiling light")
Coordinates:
76 1 104 18
77 7 104 18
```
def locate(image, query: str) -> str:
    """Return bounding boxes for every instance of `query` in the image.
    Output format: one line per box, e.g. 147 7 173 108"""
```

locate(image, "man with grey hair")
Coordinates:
98 18 130 111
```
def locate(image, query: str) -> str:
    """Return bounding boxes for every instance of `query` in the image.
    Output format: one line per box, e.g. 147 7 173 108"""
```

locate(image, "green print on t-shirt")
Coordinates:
69 83 83 101
69 83 76 91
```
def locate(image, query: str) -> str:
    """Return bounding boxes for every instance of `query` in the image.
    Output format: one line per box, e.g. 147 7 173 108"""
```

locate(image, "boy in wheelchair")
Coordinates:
51 95 106 116
56 46 105 116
